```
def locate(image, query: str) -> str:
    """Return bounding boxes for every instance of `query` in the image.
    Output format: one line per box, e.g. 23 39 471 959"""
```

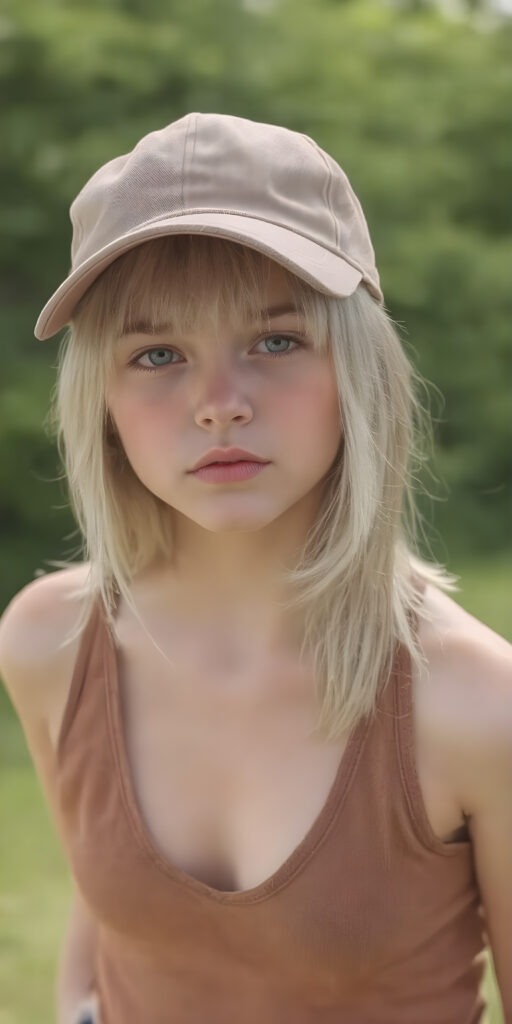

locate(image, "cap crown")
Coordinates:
70 112 378 283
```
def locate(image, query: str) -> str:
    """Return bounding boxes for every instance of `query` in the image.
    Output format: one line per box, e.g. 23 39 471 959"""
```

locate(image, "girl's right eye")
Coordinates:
128 348 178 373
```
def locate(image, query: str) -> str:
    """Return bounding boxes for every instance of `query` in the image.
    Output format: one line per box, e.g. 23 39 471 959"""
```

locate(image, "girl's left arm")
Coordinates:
462 641 512 1021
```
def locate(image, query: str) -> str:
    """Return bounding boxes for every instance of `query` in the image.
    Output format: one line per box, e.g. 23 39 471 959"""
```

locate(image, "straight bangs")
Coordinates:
77 233 330 370
44 233 459 743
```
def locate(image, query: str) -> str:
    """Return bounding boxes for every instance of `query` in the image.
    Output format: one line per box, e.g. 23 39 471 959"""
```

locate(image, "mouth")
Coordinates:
189 460 270 482
201 459 263 467
189 448 270 472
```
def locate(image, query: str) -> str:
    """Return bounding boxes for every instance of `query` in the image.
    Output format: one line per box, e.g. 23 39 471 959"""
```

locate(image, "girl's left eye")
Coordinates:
127 334 304 374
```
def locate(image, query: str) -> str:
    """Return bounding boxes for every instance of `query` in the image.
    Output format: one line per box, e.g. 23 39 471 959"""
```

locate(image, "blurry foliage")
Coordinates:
1 0 511 606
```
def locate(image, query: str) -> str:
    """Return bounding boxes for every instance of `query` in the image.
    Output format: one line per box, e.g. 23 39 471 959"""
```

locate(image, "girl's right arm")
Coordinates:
0 570 98 1024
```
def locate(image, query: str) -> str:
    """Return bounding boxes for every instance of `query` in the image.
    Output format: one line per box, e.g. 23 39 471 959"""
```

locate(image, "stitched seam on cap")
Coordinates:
179 113 196 211
187 115 198 213
300 135 339 249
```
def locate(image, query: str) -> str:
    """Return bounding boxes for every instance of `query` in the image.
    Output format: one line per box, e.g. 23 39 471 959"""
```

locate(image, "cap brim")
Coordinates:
34 212 369 340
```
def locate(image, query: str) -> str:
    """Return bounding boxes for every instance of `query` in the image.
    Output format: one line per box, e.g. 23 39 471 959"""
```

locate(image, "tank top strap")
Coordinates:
385 573 425 757
56 588 105 759
375 573 427 719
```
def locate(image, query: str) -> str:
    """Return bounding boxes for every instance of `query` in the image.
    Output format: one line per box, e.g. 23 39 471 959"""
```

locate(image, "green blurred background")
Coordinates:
1 0 510 1021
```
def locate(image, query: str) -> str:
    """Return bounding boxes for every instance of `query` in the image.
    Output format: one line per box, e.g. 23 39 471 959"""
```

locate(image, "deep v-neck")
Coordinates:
102 592 373 904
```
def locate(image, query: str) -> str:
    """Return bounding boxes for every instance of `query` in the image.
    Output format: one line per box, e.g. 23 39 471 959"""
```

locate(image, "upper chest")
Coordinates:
49 584 479 893
93 590 473 892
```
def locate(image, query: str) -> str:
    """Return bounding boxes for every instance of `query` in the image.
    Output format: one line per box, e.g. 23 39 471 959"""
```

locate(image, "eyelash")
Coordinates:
127 333 305 374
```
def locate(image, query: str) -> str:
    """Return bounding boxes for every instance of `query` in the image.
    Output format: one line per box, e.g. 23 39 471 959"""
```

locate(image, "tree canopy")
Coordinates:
1 0 511 603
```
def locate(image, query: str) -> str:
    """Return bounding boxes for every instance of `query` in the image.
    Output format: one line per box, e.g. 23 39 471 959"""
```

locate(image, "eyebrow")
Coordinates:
120 303 302 337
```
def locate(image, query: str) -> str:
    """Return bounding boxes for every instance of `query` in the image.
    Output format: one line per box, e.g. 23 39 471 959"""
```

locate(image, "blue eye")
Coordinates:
128 334 303 374
134 348 176 370
256 335 300 357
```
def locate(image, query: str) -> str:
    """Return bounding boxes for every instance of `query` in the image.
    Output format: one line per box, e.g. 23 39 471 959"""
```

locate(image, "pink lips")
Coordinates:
190 461 269 483
190 447 268 471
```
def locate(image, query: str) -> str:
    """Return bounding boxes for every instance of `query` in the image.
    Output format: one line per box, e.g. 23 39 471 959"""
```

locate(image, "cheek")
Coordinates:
108 386 182 461
275 370 341 448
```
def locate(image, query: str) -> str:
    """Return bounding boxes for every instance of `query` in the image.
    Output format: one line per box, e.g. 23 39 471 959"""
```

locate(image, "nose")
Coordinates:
193 363 254 429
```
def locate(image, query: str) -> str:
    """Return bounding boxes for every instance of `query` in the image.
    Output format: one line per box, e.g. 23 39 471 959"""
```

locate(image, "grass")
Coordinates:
1 554 510 1023
450 550 512 643
0 733 72 1023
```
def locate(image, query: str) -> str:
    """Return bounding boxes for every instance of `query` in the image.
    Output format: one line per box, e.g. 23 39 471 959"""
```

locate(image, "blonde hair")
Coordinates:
44 234 459 743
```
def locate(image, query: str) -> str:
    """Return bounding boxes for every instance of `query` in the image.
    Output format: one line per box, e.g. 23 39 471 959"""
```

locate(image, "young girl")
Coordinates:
1 112 511 1024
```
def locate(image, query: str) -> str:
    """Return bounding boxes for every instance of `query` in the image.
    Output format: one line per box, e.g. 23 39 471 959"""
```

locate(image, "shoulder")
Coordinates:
0 564 92 720
418 584 512 1009
417 582 512 814
418 582 511 704
0 565 94 852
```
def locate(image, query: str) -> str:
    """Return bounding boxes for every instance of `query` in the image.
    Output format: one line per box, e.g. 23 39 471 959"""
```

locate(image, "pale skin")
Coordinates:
1 260 512 1018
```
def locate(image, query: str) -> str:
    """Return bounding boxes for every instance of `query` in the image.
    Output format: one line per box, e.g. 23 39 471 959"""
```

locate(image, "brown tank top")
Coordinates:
55 581 488 1023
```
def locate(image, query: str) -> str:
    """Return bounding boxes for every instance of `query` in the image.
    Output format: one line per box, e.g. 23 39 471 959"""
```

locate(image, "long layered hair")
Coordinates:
45 234 458 742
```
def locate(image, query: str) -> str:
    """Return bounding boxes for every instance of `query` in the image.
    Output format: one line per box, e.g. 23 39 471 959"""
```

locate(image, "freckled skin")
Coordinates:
106 260 342 639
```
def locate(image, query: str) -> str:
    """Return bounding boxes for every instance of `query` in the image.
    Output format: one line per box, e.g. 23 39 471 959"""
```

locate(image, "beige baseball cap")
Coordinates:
34 111 384 341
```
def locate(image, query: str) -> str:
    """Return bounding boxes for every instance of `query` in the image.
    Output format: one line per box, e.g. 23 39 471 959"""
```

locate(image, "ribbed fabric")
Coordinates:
55 581 488 1023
